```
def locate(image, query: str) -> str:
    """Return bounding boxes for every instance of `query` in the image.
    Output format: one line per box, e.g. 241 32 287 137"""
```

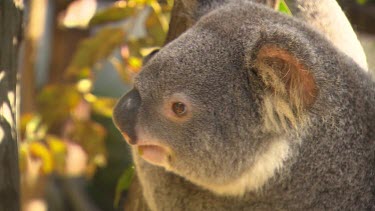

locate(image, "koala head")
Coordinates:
113 2 319 196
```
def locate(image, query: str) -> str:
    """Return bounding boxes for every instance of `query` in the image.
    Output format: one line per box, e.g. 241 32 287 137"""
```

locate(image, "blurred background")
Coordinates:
19 0 171 210
18 0 374 211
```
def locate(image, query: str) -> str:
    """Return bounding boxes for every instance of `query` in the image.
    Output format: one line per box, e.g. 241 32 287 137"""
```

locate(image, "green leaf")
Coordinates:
114 166 135 208
89 2 136 26
65 28 125 80
356 0 367 4
145 7 168 46
278 0 292 16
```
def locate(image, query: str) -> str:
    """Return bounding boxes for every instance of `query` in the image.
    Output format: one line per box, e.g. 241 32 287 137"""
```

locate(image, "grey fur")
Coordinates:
113 1 375 210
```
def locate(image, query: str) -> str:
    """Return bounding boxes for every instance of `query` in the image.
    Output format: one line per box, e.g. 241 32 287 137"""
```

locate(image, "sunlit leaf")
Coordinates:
37 84 81 125
114 166 135 208
88 96 117 117
128 0 152 5
128 56 142 72
76 79 93 94
22 114 47 142
65 27 125 80
140 47 159 57
89 1 136 26
149 1 169 31
61 0 97 28
20 113 34 138
29 142 53 174
278 0 292 16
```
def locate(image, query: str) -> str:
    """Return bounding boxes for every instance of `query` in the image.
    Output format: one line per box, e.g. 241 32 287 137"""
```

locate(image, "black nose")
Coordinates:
113 88 141 144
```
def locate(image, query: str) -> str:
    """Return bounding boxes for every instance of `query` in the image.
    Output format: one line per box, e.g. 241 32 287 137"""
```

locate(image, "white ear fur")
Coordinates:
255 44 318 131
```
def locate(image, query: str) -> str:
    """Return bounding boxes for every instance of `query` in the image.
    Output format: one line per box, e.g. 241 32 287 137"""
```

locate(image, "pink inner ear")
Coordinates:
257 45 318 109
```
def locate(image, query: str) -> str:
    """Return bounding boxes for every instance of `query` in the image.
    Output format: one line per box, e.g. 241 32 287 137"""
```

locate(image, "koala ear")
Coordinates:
143 49 160 64
253 44 318 131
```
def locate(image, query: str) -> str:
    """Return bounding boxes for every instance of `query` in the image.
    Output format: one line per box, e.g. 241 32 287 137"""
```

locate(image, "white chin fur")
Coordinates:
194 138 291 196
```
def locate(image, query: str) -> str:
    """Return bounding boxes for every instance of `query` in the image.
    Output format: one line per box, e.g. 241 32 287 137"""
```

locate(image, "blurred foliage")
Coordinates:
20 0 171 209
356 0 375 4
114 166 135 208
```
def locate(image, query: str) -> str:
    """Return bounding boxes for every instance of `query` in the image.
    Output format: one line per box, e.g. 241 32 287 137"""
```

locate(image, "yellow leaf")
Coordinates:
20 113 34 138
46 135 67 174
76 79 93 94
46 136 67 155
140 47 159 57
29 142 53 174
128 56 142 72
90 96 117 117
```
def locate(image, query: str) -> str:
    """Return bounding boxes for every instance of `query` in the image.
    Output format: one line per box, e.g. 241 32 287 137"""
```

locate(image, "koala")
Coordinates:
113 1 375 210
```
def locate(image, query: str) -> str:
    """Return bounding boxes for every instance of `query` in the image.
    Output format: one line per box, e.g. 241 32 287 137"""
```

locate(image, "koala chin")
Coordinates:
189 138 292 196
113 0 375 210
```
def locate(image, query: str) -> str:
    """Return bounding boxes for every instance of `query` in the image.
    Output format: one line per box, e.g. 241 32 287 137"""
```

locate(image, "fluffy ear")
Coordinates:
254 44 318 131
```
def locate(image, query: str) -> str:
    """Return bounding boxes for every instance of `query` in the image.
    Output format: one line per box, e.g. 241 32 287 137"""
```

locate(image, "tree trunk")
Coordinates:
338 0 375 34
0 0 23 210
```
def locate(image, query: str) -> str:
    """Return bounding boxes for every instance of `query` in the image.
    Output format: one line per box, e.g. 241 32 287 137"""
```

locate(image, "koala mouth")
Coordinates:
137 145 170 166
121 131 171 167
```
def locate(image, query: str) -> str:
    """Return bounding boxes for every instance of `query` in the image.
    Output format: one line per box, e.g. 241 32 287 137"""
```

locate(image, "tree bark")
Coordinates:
0 0 23 210
48 0 89 84
338 0 375 34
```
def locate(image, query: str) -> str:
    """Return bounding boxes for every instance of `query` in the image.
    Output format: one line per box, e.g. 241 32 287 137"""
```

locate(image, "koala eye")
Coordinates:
172 102 187 116
163 94 192 122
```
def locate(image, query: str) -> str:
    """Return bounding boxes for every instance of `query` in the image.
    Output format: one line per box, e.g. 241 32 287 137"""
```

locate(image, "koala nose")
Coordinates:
113 88 141 145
